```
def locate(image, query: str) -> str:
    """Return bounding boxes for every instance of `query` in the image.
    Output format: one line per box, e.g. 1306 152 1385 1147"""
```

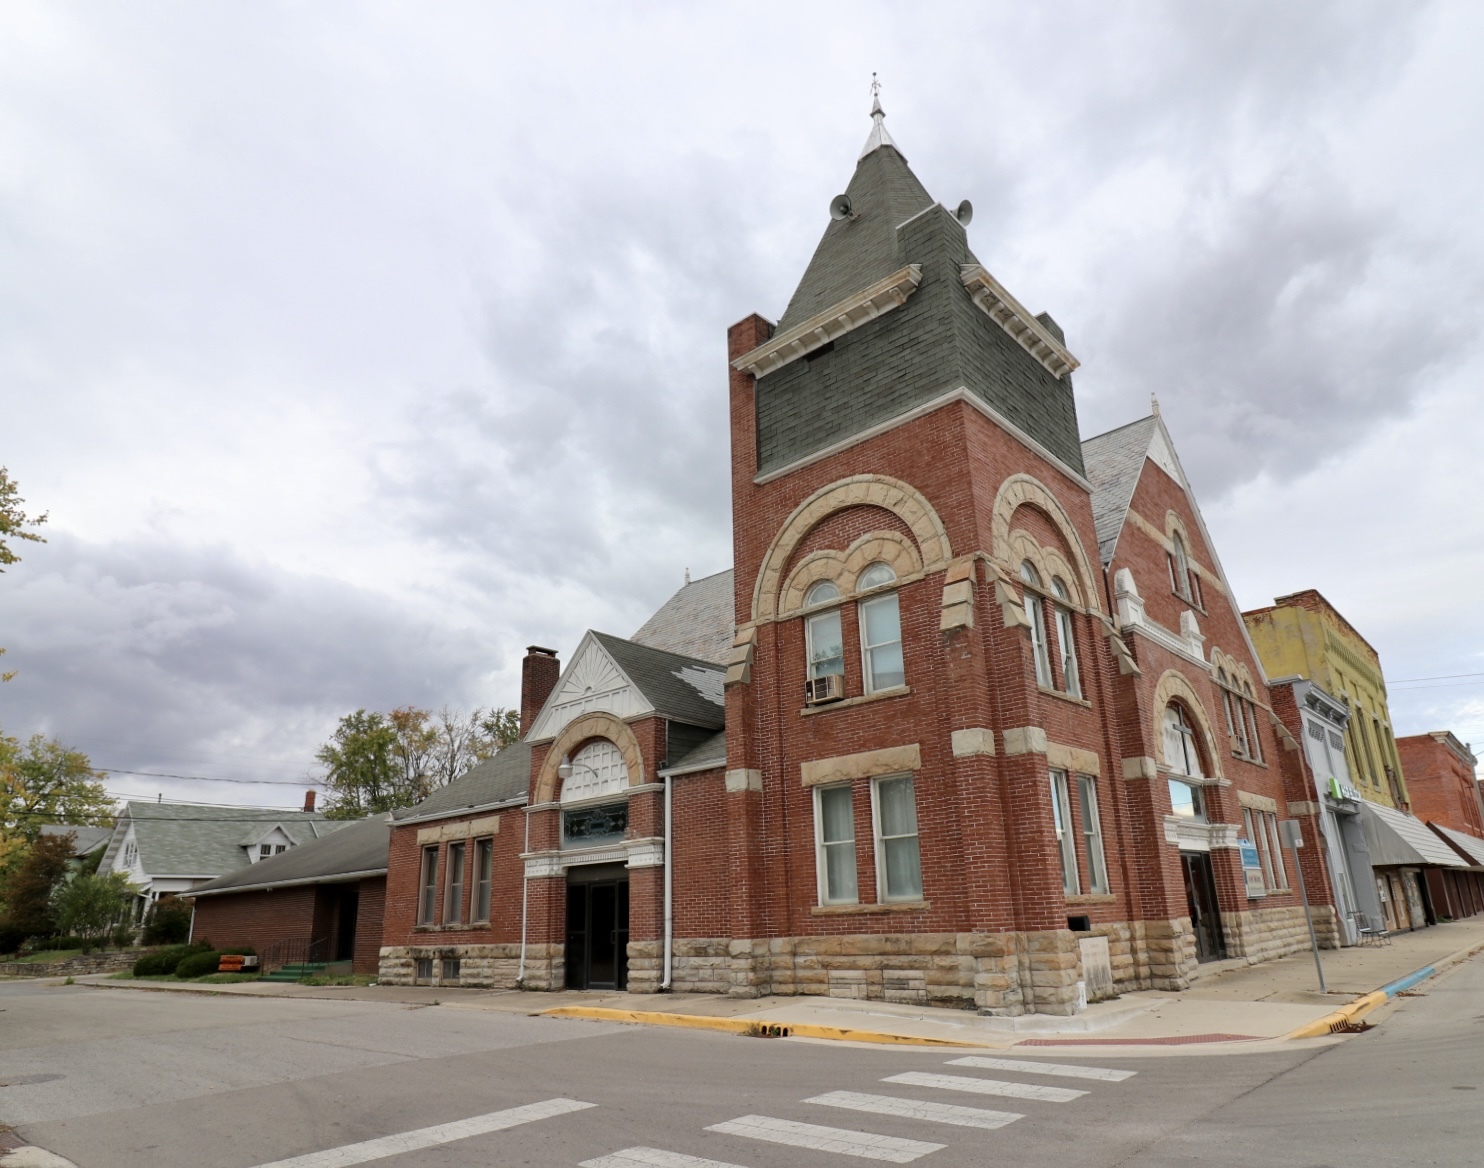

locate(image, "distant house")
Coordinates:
96 799 337 914
188 814 391 974
39 824 113 865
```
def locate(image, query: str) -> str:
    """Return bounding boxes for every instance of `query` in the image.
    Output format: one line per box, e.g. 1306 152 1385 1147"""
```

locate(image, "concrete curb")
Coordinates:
1285 939 1484 1040
540 1005 986 1048
0 1130 78 1168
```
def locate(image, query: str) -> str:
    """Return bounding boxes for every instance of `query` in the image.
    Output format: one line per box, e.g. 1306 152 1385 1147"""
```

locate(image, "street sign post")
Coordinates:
1281 818 1326 993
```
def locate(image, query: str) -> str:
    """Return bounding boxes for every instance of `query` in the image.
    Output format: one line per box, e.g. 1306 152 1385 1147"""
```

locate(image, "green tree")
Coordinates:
1 466 48 684
141 896 193 945
52 871 136 948
0 732 115 876
316 704 521 817
0 832 72 945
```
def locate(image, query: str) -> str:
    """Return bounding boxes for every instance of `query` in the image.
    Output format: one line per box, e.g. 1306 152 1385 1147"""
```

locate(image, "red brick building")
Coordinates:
377 99 1342 1013
1396 731 1484 920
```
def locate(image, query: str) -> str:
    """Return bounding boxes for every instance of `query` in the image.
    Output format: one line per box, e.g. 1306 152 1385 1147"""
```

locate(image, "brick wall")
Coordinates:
191 885 317 955
1398 734 1484 837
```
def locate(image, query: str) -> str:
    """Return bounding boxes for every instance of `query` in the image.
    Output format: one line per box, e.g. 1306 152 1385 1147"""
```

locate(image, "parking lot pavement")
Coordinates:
4 979 1304 1168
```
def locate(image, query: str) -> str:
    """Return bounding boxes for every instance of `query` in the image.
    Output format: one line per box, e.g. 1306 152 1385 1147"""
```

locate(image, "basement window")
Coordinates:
441 958 461 982
415 957 433 982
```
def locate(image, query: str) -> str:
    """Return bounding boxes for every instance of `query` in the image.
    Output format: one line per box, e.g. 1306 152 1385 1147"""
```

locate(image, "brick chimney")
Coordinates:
521 646 561 736
303 790 317 813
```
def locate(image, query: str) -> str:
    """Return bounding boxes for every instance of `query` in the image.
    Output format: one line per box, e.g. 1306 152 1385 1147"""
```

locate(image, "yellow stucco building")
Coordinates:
1243 590 1409 809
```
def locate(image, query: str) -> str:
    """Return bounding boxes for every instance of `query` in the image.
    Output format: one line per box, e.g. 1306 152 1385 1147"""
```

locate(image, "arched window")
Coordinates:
1169 533 1192 602
1162 703 1206 820
858 562 903 692
561 739 629 802
1050 576 1081 699
805 581 845 681
1020 561 1053 688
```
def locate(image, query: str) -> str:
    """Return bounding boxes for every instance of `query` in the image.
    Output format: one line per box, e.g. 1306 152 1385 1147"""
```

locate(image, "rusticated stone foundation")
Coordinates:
378 943 563 989
1223 904 1340 964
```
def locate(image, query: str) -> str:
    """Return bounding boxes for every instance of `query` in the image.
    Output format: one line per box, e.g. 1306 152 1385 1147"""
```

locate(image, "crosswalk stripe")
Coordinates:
883 1071 1086 1103
946 1056 1136 1082
580 1148 751 1168
247 1098 596 1168
706 1114 944 1163
806 1090 1023 1130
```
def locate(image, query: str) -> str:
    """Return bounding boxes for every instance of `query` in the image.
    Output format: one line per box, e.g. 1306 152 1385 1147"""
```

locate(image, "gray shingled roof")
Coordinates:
665 730 726 774
593 632 725 730
189 814 392 896
777 144 935 332
40 824 112 856
1082 416 1157 564
631 569 734 665
394 740 533 821
100 803 339 879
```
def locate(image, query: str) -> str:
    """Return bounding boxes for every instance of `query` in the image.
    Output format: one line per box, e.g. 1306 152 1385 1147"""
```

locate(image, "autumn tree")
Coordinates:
0 833 73 948
1 466 48 683
316 705 520 818
0 732 115 876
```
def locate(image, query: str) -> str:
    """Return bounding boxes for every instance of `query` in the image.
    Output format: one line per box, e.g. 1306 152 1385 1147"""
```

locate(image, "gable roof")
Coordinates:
39 824 112 856
1082 416 1158 564
592 632 725 730
631 569 734 665
99 803 338 879
394 741 532 822
189 814 392 897
662 729 727 775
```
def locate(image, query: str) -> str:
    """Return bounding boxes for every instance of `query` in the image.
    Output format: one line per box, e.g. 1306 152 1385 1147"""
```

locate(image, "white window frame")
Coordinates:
1053 603 1080 698
859 591 904 693
806 605 845 681
1077 774 1109 894
1171 533 1192 602
1050 769 1079 895
814 784 858 905
871 773 923 903
443 839 466 925
1265 812 1288 889
1021 563 1053 688
417 845 439 925
473 836 494 923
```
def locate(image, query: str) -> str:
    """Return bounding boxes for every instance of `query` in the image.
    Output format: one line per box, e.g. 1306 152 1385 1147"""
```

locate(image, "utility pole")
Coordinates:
1281 819 1326 993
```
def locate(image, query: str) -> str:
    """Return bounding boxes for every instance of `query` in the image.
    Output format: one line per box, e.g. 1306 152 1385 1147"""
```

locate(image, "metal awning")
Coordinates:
1360 801 1470 868
1429 822 1484 869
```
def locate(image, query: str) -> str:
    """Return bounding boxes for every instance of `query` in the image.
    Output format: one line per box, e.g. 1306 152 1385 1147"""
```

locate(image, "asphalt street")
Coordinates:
3 958 1481 1168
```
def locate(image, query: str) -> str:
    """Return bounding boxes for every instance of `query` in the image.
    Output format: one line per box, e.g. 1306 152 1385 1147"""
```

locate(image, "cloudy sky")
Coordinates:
2 1 1481 809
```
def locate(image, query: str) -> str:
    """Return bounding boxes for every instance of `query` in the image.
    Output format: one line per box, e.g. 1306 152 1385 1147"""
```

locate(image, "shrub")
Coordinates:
141 898 193 946
111 924 136 949
0 925 27 956
174 949 223 979
132 943 204 977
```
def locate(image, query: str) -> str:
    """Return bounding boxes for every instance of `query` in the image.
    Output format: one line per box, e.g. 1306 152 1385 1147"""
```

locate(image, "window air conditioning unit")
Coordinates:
805 674 846 705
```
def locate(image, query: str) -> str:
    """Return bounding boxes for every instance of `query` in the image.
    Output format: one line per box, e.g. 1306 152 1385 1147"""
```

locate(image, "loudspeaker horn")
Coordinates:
829 194 854 221
955 199 974 226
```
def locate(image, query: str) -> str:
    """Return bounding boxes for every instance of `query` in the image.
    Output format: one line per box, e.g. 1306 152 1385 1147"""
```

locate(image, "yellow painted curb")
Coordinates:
541 1005 984 1048
1285 989 1388 1040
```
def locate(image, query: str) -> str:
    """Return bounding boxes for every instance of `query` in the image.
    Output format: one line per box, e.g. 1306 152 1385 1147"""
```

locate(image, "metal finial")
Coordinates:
860 73 897 159
1151 393 1161 417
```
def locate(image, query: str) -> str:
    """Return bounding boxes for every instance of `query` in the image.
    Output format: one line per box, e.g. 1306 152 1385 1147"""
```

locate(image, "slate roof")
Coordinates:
189 814 392 897
777 143 935 332
100 803 339 879
664 730 727 774
593 632 725 730
394 741 533 821
39 824 112 856
630 569 735 665
1082 416 1157 564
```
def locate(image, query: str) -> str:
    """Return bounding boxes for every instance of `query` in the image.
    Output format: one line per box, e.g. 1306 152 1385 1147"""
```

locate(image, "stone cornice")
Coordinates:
960 264 1079 379
732 264 923 378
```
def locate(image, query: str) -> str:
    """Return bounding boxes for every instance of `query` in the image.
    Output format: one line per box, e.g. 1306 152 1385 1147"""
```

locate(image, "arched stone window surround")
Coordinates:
1209 647 1254 692
779 531 924 619
752 474 951 622
991 475 1101 614
533 712 646 806
780 551 849 617
1150 669 1225 781
1005 529 1083 610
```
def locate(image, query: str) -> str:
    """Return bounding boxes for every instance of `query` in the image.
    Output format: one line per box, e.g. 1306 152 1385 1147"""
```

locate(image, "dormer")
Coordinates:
243 824 297 864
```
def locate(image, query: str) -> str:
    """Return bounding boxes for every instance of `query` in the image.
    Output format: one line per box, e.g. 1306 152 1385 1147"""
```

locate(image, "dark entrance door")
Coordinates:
1181 852 1226 961
565 865 629 991
334 884 359 962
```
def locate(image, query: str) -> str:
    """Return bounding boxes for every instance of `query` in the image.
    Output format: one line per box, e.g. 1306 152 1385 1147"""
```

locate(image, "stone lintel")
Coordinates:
801 744 921 787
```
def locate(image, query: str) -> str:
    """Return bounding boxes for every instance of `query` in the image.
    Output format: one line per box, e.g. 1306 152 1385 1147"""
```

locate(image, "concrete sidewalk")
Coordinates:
76 917 1484 1054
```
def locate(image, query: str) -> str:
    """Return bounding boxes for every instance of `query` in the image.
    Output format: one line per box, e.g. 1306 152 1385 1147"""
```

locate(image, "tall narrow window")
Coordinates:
1245 808 1276 890
1077 775 1109 894
815 785 857 905
1020 562 1053 688
804 581 844 681
1265 813 1288 888
1244 684 1264 763
1050 577 1081 698
417 845 439 925
857 563 904 692
1162 703 1206 821
473 837 494 922
443 840 466 925
1170 533 1192 601
1050 770 1079 895
873 774 922 902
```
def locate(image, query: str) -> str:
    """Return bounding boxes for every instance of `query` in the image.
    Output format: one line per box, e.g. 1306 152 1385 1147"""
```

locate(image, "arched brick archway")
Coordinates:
751 474 952 622
991 474 1101 614
533 712 646 806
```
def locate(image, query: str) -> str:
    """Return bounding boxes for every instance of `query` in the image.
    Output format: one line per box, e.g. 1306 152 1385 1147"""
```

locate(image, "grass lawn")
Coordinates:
111 971 263 984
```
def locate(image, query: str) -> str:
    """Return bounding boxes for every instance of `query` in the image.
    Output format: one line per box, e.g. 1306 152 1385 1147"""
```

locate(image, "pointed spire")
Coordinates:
859 72 901 160
1150 393 1161 418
